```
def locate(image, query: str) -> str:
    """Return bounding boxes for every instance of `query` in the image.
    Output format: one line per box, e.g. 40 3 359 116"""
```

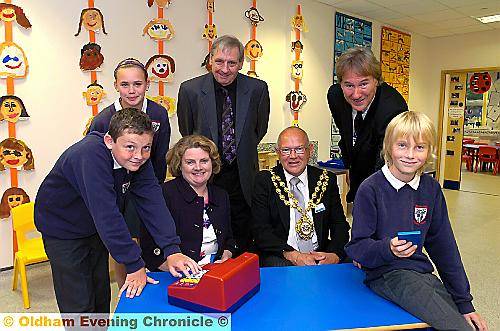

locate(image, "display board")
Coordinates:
380 26 410 102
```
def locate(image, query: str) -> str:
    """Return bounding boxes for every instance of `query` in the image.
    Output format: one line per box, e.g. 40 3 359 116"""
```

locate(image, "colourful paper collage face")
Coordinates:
0 41 28 78
291 14 307 32
245 7 264 26
202 24 217 41
147 0 172 8
207 0 215 13
82 81 106 106
75 8 107 36
0 3 31 29
143 18 175 41
201 53 212 72
285 91 307 112
149 95 176 117
0 187 30 220
79 43 104 71
291 40 303 53
0 95 29 123
291 60 303 80
244 39 263 61
0 138 34 171
146 55 175 83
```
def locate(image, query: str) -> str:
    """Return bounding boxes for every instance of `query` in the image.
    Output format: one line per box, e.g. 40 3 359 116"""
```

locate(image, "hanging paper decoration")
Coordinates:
207 0 215 12
469 72 492 94
0 95 29 123
202 23 217 41
244 39 263 61
291 60 303 80
291 13 307 32
0 187 30 220
0 138 34 171
82 81 106 106
201 53 211 71
75 7 107 36
147 0 172 8
291 40 303 53
148 95 176 117
247 70 258 78
0 3 31 29
143 18 175 41
245 7 264 26
0 41 28 78
79 42 104 71
381 26 410 101
145 54 175 83
286 91 307 112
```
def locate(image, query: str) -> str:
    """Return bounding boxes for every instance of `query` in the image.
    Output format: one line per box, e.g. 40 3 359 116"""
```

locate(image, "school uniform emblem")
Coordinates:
414 205 428 224
152 121 160 132
122 181 130 194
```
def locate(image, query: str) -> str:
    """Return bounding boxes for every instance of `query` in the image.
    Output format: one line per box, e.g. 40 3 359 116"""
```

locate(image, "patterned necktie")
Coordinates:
221 87 236 163
354 111 363 143
290 177 314 252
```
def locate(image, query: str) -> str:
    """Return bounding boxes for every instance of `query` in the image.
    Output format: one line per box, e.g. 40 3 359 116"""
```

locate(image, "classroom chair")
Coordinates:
475 146 499 175
11 202 49 309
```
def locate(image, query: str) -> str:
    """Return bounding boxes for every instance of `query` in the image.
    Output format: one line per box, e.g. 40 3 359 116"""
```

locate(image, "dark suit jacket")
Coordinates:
251 164 350 260
177 72 270 205
327 82 407 202
141 177 237 270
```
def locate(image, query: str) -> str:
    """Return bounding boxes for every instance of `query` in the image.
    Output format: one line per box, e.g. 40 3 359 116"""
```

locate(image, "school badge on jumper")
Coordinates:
414 205 428 225
152 121 160 132
122 182 130 194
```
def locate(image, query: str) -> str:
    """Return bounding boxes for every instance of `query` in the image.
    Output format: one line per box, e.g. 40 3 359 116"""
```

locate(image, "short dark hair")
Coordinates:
210 35 244 63
108 108 153 141
114 58 148 81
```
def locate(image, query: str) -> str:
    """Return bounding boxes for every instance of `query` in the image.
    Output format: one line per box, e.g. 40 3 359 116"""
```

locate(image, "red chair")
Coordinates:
475 146 499 175
462 138 475 145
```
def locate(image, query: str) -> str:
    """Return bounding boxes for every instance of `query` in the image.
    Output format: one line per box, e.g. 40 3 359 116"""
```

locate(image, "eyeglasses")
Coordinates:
277 146 307 156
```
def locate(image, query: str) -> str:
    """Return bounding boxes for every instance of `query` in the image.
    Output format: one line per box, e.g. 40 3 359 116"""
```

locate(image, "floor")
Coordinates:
0 170 498 329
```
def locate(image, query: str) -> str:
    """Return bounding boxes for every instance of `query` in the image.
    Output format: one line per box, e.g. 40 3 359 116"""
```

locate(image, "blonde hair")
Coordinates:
382 111 436 174
167 135 221 178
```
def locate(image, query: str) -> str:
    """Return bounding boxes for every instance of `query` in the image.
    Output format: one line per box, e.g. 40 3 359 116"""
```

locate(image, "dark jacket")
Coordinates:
327 82 407 202
141 176 237 270
251 164 350 260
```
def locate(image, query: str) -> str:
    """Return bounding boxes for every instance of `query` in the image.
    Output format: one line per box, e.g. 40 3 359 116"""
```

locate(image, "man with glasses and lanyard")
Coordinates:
251 126 350 267
177 35 270 255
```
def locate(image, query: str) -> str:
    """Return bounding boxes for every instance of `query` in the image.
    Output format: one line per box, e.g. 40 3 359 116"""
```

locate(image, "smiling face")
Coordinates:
104 130 153 172
181 147 213 190
114 67 148 109
389 135 429 182
277 128 311 177
244 39 263 61
0 144 28 169
340 71 378 112
291 60 303 80
144 19 174 41
211 46 242 86
0 42 28 78
0 7 16 22
82 9 102 31
146 56 175 82
7 194 25 209
83 85 106 106
1 97 23 123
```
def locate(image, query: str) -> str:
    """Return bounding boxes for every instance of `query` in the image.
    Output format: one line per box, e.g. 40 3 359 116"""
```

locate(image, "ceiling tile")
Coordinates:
410 9 466 23
453 24 495 34
435 0 488 8
416 28 455 38
332 0 382 14
315 0 347 6
366 0 418 7
391 0 449 15
454 2 500 17
438 17 485 29
357 8 405 21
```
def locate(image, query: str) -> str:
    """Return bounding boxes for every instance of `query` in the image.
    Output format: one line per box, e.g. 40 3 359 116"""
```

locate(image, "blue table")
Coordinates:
115 264 428 330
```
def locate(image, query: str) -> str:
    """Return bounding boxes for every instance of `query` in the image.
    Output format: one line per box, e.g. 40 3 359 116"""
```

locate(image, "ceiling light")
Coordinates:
475 14 500 23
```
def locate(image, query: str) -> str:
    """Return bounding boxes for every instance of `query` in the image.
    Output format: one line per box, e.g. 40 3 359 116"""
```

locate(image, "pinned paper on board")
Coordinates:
143 18 175 41
79 42 104 71
75 8 107 36
0 3 31 29
82 81 106 106
245 7 264 26
149 95 176 117
0 138 34 171
286 91 307 111
244 39 263 61
0 41 28 78
0 187 30 220
0 95 29 123
146 54 175 83
202 23 217 41
147 0 172 8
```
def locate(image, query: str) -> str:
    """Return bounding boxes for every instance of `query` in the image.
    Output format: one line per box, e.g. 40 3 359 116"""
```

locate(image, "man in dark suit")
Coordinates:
177 35 270 254
252 127 350 267
327 47 407 203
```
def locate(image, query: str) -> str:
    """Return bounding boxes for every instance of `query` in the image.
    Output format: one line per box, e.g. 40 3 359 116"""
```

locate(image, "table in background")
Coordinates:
115 264 428 331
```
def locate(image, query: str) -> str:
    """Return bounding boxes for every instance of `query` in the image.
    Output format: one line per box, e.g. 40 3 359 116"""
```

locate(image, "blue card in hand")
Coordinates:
397 230 422 246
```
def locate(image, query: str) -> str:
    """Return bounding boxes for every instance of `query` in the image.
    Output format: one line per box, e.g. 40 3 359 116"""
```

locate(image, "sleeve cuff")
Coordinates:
162 244 181 259
456 301 474 315
125 258 146 274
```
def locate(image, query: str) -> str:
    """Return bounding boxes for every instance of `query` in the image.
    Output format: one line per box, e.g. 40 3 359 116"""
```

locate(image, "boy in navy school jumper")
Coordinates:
345 111 487 331
88 58 170 290
35 109 200 313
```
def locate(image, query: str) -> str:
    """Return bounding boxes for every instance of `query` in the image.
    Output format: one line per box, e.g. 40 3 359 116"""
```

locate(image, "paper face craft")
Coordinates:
149 95 176 117
291 14 307 32
247 70 258 78
291 40 303 53
0 138 34 171
82 81 106 106
75 8 107 36
143 18 175 41
202 23 217 41
291 60 303 80
0 3 31 29
286 91 307 111
0 187 30 220
0 95 29 123
79 43 104 71
147 0 172 8
245 7 264 26
0 41 28 78
244 39 263 61
201 53 212 72
145 55 175 83
207 0 214 12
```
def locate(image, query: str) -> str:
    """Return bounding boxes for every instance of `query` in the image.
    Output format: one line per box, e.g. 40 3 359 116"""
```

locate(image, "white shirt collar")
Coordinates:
114 97 147 113
382 164 420 191
283 166 308 186
110 151 122 170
